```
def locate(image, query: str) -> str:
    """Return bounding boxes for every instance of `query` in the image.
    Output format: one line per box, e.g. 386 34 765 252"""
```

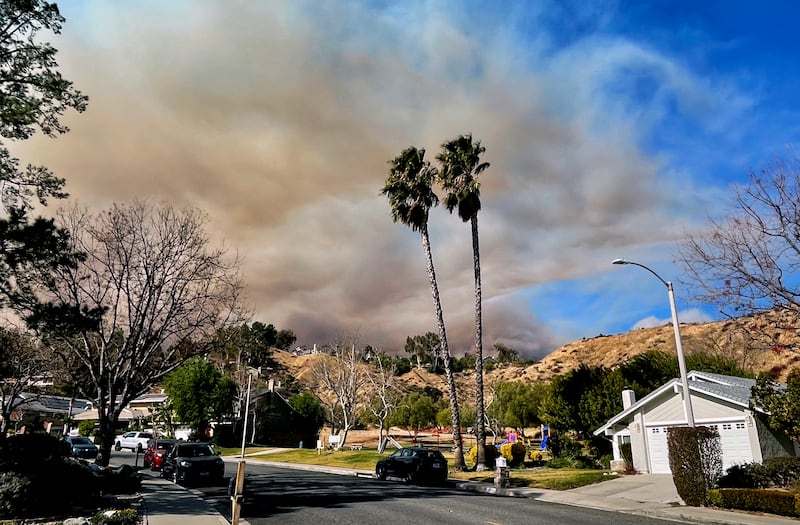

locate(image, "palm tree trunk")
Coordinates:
420 224 466 471
472 215 488 471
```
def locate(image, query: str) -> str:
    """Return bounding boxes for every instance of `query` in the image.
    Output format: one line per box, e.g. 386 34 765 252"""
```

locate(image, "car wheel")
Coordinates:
404 469 418 484
114 442 121 451
376 464 387 481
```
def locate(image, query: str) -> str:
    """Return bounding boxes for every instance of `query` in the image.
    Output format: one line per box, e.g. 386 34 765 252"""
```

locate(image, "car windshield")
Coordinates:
70 437 92 445
176 444 215 457
155 440 176 449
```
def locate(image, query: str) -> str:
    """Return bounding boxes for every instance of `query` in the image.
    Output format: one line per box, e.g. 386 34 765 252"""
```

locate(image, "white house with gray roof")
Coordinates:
594 371 799 474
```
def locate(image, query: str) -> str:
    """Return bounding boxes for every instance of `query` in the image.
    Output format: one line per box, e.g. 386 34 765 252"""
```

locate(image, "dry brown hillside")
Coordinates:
271 309 800 392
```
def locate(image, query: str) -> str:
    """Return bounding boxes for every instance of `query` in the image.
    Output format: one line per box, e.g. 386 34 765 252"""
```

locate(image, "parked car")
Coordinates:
64 436 99 459
161 442 225 486
143 438 177 471
114 431 154 452
375 447 448 484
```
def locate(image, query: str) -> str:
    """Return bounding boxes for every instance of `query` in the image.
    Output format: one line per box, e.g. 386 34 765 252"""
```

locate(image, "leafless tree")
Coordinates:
309 336 366 448
679 158 800 352
26 200 244 465
363 355 399 450
0 327 52 434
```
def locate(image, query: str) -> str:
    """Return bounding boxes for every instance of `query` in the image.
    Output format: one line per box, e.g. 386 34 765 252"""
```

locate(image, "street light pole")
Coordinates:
240 372 252 458
612 259 696 427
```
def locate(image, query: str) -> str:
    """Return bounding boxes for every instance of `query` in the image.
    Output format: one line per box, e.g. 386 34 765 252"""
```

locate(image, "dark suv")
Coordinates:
161 442 225 486
375 447 448 484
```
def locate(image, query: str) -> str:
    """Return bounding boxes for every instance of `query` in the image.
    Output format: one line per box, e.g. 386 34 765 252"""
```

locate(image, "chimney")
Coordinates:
622 388 636 410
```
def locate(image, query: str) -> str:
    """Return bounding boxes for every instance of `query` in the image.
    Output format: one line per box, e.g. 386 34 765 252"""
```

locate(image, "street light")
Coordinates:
612 258 696 427
240 372 253 459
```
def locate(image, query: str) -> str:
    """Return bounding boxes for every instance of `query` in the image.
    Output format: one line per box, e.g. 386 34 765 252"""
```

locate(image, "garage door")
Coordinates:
714 420 753 469
647 420 752 474
647 426 671 474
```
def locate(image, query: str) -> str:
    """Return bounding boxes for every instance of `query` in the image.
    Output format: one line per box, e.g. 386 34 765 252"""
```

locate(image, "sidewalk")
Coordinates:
139 453 800 525
140 475 229 525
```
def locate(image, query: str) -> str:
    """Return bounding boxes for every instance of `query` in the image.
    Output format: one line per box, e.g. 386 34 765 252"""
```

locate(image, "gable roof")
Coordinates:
593 371 759 437
16 393 93 416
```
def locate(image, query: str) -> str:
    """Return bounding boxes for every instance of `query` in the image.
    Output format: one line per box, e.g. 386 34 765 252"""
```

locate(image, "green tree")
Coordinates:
540 364 623 435
437 133 490 470
0 0 87 210
403 332 439 370
0 1 87 337
389 392 437 438
494 343 520 364
275 329 297 351
381 146 465 470
751 369 800 440
288 391 326 431
164 357 238 440
487 381 546 436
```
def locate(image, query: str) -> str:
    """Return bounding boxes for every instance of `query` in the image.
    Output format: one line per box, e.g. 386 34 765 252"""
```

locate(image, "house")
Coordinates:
72 392 169 430
7 393 93 436
240 381 319 449
594 371 799 474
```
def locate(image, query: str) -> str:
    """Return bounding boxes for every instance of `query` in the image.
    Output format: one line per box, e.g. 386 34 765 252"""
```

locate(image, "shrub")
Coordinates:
598 454 613 469
0 435 105 519
718 456 800 489
90 508 140 525
96 464 142 494
499 442 526 467
0 471 32 517
0 433 70 469
548 434 583 459
708 488 800 517
545 457 574 469
619 443 634 473
468 444 499 469
667 426 722 507
763 456 800 487
78 420 96 437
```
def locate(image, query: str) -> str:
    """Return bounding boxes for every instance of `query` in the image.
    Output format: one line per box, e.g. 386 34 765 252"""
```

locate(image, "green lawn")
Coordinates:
218 447 617 490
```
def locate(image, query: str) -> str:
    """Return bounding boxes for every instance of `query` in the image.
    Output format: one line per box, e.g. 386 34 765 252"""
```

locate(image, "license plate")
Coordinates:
199 472 210 477
432 462 441 468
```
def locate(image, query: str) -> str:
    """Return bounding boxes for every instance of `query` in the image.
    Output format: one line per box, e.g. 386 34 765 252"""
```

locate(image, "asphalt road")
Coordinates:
179 463 679 525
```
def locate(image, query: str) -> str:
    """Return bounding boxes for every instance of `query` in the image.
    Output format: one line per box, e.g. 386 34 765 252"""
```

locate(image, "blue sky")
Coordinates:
17 1 800 359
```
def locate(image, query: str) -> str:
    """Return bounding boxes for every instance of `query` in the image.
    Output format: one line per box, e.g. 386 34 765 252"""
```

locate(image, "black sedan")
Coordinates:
161 442 225 486
375 447 448 484
64 436 99 459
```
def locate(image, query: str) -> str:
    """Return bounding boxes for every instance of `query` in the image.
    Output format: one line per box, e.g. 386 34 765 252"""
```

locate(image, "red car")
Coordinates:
143 439 177 471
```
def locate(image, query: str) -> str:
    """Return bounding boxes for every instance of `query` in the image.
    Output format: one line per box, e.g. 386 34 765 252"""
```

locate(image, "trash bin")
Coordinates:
494 457 510 489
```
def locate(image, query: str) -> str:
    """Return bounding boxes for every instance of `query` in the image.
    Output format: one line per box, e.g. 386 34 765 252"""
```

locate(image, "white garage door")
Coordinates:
646 420 752 474
647 426 671 474
715 420 753 469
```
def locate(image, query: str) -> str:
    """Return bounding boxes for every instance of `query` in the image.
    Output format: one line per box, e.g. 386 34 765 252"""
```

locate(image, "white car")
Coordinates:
114 431 154 452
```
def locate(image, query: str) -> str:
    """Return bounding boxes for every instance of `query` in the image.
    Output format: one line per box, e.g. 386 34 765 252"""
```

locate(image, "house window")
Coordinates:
618 435 631 446
723 424 732 431
736 422 745 430
651 428 660 434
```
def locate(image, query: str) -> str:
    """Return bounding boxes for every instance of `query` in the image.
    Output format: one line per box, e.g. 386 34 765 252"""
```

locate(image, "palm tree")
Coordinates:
380 146 467 471
437 133 490 471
